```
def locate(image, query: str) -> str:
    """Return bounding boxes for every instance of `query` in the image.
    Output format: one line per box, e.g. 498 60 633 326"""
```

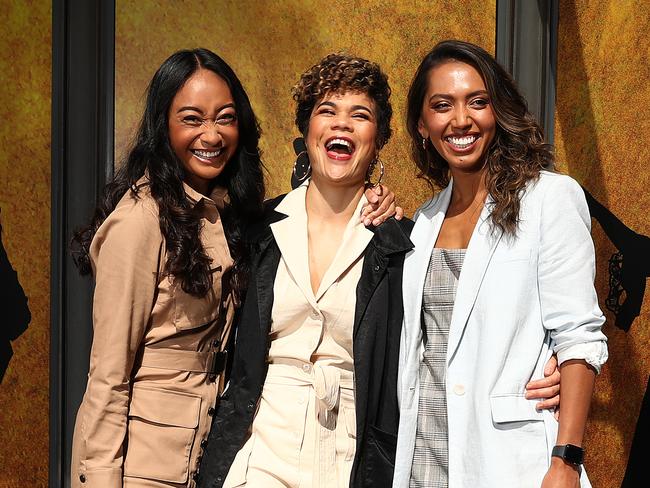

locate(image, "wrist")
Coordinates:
552 444 584 467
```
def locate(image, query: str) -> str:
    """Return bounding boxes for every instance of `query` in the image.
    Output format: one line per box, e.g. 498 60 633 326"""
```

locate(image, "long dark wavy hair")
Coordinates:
71 48 265 301
406 40 554 236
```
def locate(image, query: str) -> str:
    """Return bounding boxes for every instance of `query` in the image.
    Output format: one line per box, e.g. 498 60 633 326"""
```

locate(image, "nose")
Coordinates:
331 113 352 132
200 124 223 147
451 104 472 130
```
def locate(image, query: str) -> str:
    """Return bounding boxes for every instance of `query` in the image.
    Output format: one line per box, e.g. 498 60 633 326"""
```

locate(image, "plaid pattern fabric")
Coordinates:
410 248 465 488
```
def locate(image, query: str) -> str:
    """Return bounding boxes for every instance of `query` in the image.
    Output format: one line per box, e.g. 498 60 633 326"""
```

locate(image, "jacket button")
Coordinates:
373 265 380 271
79 474 86 483
207 407 215 416
453 384 465 396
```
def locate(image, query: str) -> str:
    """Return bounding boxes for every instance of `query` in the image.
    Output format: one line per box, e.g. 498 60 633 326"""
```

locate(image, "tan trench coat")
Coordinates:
71 179 235 488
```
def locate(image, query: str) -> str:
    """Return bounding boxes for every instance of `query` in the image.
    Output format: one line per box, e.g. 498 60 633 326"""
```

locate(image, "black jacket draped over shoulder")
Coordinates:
197 194 414 488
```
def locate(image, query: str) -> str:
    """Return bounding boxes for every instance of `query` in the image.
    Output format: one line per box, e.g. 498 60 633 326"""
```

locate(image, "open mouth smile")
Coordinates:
191 148 224 162
444 134 479 152
325 137 355 161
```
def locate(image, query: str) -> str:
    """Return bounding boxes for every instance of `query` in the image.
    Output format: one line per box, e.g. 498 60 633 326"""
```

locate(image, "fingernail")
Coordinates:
373 219 380 226
364 219 371 226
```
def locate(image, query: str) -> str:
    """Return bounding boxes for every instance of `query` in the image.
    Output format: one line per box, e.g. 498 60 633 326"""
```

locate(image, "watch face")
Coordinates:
553 444 585 465
564 444 585 464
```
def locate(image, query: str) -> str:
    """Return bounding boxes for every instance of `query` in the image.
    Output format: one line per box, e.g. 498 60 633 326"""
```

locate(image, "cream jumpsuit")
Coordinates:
224 183 373 488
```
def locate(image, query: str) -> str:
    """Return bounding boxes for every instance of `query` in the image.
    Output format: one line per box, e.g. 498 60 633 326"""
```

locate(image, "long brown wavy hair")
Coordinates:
406 40 554 236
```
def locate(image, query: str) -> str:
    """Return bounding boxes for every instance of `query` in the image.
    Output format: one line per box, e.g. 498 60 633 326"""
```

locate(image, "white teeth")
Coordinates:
326 138 352 150
447 135 477 147
193 149 222 158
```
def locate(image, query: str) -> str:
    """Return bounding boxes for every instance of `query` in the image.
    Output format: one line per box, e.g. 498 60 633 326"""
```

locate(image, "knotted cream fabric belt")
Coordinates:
267 360 355 488
140 347 227 374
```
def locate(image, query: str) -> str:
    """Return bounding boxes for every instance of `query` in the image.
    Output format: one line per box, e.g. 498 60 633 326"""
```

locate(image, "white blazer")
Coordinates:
393 171 608 488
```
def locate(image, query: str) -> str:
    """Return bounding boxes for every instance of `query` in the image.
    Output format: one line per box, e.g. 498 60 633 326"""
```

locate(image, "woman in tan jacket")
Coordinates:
69 48 265 488
69 48 399 488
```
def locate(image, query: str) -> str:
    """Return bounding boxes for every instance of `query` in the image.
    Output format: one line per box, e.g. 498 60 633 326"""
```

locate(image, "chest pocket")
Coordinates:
171 266 223 330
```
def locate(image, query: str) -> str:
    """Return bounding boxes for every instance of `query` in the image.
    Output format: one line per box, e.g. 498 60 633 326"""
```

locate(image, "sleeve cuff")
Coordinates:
75 468 123 487
556 341 609 374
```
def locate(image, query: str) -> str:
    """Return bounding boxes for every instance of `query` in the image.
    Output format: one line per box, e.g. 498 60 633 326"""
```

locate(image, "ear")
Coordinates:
417 118 428 140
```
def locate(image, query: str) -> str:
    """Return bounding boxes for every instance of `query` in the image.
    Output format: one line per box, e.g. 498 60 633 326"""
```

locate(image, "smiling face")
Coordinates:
305 91 378 188
168 69 239 194
418 60 496 176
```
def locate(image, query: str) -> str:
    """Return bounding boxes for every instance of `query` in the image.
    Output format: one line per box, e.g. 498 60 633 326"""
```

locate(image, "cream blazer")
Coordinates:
393 171 608 487
71 180 235 488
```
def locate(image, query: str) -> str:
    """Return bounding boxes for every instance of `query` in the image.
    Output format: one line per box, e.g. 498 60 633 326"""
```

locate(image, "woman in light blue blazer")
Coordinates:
393 40 608 488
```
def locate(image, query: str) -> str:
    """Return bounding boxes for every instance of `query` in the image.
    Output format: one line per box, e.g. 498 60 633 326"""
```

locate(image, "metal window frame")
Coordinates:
496 0 559 144
50 1 115 486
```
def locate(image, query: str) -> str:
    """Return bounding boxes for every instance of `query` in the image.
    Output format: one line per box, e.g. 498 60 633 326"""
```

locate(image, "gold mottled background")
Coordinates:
113 1 649 487
115 0 495 210
554 1 650 485
0 0 51 486
0 0 645 486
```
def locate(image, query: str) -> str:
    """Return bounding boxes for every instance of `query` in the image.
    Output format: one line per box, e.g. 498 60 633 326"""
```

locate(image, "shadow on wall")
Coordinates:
582 189 649 487
555 3 646 486
0 210 32 383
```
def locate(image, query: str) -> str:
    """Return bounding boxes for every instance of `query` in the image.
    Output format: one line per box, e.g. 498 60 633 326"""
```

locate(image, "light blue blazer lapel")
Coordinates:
402 184 453 356
447 197 503 365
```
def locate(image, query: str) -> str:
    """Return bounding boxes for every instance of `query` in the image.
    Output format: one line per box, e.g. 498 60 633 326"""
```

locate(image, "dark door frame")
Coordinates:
496 0 559 144
49 1 558 485
50 1 115 486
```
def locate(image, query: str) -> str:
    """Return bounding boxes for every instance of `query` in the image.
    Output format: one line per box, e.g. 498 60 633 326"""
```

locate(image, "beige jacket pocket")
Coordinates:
123 386 201 483
172 282 221 331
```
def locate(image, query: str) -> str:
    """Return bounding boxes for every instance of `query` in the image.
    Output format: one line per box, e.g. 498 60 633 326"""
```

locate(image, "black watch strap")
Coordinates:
552 444 585 466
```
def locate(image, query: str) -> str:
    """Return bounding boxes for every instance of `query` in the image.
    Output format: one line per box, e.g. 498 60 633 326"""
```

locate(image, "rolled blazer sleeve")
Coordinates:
79 198 163 485
537 175 608 372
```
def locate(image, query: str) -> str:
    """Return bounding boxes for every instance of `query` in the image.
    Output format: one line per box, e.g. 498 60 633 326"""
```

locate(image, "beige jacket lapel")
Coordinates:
270 182 373 306
314 195 373 301
270 184 318 309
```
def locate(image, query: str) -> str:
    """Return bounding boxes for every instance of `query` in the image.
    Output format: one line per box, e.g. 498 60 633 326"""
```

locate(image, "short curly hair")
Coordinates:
292 52 392 149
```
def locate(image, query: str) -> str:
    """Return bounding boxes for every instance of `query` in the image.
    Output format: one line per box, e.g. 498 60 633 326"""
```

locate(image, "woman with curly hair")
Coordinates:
197 52 413 488
394 40 608 487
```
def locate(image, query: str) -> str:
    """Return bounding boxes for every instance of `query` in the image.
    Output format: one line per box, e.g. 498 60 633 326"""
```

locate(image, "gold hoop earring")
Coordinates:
366 157 385 188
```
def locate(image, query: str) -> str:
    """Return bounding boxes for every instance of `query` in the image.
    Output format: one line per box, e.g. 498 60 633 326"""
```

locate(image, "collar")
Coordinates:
181 181 228 223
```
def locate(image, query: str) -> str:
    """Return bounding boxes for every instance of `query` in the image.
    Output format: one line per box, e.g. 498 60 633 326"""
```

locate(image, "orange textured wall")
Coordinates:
0 0 51 486
115 0 495 215
554 1 650 486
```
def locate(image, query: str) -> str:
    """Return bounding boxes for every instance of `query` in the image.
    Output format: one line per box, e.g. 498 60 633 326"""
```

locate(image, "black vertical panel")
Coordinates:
496 0 558 145
50 1 115 486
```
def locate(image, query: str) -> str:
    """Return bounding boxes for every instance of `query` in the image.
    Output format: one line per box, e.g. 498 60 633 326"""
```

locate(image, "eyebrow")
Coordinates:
427 90 489 102
317 100 373 114
176 103 235 114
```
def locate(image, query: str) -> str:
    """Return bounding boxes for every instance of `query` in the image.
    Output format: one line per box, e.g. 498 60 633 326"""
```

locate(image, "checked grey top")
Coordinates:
410 248 465 488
